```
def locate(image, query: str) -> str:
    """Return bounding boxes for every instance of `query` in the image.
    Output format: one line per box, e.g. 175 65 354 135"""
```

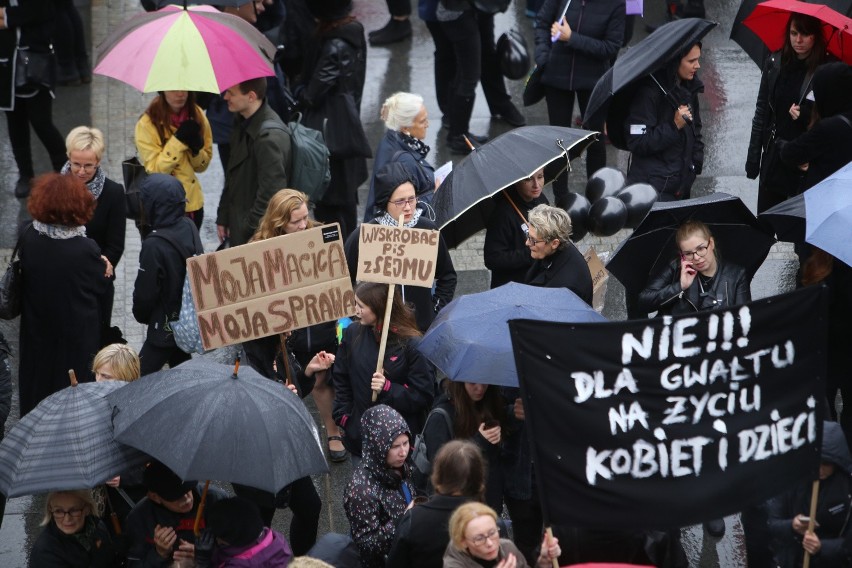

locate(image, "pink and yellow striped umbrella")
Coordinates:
94 4 276 94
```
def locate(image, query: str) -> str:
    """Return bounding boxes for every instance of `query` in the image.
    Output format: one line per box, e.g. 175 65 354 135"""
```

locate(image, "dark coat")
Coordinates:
386 494 473 568
217 100 291 246
363 129 435 222
534 0 626 92
343 405 415 568
18 225 110 415
624 75 704 200
86 177 127 268
331 322 434 457
344 216 457 331
125 485 227 568
637 258 750 315
132 175 202 348
30 517 120 568
300 20 368 208
525 244 593 306
484 187 549 288
0 0 57 109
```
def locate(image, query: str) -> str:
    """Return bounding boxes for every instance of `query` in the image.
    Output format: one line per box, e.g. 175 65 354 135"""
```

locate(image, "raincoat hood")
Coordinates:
140 173 187 229
822 421 852 474
360 405 411 482
373 161 416 212
812 62 852 118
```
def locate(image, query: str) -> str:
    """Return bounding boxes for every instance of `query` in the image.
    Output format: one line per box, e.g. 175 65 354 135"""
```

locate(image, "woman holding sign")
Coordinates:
637 220 750 315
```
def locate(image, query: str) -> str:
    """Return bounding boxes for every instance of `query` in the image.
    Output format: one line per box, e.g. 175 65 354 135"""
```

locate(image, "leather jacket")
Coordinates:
637 258 750 315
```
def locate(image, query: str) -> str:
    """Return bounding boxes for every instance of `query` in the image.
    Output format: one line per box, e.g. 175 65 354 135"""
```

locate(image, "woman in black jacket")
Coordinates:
534 0 625 207
344 161 457 332
745 14 828 212
624 42 704 201
63 126 125 346
638 220 750 316
299 0 368 240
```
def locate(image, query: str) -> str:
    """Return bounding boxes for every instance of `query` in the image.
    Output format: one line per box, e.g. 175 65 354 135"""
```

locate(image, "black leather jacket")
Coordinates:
300 20 366 111
637 259 750 315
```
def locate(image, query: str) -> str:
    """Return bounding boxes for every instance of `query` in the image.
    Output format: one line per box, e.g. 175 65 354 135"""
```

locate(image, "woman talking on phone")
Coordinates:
637 220 750 316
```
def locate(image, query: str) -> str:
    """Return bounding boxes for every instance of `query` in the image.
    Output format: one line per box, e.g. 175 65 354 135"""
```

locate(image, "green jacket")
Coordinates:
216 100 291 246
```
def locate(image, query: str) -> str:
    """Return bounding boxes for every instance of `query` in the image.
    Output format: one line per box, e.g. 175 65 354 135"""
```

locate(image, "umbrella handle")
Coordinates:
194 480 211 536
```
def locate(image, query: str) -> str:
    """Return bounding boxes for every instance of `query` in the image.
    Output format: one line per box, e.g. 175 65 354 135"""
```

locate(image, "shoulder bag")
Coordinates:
0 225 31 320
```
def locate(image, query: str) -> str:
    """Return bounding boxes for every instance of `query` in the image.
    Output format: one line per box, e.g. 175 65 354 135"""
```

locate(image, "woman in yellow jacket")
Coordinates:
134 90 213 229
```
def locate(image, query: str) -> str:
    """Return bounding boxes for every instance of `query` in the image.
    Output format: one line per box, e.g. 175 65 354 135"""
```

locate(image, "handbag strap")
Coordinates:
9 223 32 263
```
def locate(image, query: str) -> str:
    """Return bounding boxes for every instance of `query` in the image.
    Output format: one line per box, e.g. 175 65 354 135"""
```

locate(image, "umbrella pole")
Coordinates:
194 480 211 536
280 335 294 386
68 369 78 387
803 479 820 568
649 73 692 125
372 214 406 403
545 526 558 568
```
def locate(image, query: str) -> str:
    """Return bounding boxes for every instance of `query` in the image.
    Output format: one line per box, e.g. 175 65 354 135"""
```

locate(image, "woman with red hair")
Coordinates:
18 173 113 415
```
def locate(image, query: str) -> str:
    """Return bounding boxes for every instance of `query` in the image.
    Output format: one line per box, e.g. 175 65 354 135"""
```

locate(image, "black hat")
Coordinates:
143 461 196 502
206 497 265 547
373 161 416 212
308 0 353 21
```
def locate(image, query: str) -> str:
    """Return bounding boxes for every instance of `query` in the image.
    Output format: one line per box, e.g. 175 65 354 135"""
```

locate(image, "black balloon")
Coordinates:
589 196 628 236
616 183 658 228
563 192 591 241
496 30 531 81
585 167 626 203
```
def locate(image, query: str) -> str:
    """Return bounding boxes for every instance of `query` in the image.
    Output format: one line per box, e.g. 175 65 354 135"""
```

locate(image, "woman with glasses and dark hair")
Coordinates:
638 220 750 316
344 161 456 332
524 203 592 306
31 490 120 567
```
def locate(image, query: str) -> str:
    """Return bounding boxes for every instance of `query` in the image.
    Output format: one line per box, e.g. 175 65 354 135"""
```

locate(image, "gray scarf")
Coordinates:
32 220 87 240
60 161 106 199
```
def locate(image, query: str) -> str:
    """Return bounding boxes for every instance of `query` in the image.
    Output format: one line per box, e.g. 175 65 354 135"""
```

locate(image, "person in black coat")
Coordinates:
745 14 829 212
18 173 112 416
0 0 68 198
484 168 549 289
63 126 126 345
778 62 852 191
637 220 751 316
344 161 457 332
534 0 625 207
31 490 120 568
624 42 704 201
132 174 202 376
299 0 368 241
524 204 593 305
387 440 488 568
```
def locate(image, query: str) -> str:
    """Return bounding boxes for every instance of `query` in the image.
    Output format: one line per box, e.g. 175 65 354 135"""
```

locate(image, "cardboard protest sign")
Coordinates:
509 286 828 529
355 223 439 287
188 224 356 350
583 246 608 312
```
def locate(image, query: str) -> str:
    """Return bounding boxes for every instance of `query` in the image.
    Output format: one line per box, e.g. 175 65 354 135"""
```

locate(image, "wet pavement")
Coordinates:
0 0 799 565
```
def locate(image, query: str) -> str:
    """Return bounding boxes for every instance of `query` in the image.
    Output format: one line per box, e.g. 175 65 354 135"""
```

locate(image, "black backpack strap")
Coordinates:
146 218 201 259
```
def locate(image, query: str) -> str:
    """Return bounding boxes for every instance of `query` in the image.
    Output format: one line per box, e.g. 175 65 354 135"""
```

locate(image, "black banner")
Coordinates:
509 286 828 529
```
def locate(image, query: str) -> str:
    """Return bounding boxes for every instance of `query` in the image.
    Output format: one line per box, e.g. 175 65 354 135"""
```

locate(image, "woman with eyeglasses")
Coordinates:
443 502 560 568
344 161 457 332
31 490 120 567
63 126 126 346
524 204 593 306
638 220 750 316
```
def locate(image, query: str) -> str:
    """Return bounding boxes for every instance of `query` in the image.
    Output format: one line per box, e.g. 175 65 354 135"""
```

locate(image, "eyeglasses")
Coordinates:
388 196 417 208
70 162 98 173
51 507 86 520
681 243 709 260
469 527 500 546
526 235 547 245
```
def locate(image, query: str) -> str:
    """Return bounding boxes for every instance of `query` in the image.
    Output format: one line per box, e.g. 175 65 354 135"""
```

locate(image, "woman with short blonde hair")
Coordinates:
65 126 105 161
92 343 141 382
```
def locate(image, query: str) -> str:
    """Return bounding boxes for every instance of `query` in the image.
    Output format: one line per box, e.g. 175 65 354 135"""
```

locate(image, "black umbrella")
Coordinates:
758 193 805 242
107 358 328 493
606 193 777 299
584 18 718 150
731 0 852 66
433 126 596 248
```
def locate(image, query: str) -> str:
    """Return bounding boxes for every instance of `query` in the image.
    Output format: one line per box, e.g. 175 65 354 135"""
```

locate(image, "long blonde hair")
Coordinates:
251 189 319 242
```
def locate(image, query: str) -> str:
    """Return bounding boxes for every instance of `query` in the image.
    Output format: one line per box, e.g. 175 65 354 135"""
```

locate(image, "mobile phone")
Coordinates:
798 516 811 523
484 419 500 430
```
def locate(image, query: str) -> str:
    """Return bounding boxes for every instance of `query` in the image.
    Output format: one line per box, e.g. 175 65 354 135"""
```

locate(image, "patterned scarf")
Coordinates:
33 220 87 240
400 131 430 160
376 208 422 229
60 161 106 199
69 515 99 552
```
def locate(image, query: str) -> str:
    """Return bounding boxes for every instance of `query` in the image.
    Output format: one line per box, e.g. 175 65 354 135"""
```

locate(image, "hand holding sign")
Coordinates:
371 371 387 393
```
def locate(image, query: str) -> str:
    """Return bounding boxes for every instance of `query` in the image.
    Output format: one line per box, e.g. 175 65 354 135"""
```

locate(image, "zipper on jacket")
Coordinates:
568 0 587 91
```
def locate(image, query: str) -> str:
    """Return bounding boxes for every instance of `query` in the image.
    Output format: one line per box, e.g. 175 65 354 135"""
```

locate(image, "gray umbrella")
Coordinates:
0 379 148 498
107 358 328 493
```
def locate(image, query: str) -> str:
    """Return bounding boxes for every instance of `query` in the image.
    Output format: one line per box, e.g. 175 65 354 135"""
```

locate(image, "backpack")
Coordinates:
261 113 332 202
410 406 453 493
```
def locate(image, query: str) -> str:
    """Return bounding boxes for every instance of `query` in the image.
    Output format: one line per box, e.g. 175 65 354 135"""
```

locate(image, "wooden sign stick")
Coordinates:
545 526 558 568
803 479 820 568
372 214 405 402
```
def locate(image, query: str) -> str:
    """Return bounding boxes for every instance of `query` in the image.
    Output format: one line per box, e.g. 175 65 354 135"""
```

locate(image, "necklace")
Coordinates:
697 272 715 296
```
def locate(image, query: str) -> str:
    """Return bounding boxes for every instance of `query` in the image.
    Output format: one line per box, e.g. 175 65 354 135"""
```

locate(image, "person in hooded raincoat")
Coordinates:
343 405 415 568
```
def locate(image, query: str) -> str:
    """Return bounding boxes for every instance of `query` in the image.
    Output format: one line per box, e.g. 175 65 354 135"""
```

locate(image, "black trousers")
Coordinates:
139 341 191 376
54 0 89 78
424 20 455 116
5 89 67 178
386 0 411 17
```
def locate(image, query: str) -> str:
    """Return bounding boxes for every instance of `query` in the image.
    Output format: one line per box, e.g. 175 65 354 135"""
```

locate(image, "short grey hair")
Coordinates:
380 92 424 131
528 204 573 250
